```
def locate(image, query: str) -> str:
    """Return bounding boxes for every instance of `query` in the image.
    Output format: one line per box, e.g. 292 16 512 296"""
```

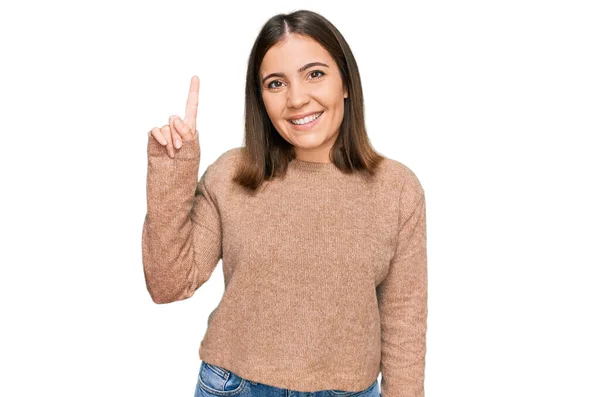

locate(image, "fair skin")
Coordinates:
260 33 348 163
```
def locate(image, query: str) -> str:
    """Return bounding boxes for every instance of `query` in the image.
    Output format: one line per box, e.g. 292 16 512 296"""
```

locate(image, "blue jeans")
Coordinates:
194 361 381 397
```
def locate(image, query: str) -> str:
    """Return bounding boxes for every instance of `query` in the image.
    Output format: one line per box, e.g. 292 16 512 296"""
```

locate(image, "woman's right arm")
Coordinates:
141 76 222 304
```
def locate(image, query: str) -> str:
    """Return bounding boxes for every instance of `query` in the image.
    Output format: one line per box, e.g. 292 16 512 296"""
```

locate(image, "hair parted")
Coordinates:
233 9 384 192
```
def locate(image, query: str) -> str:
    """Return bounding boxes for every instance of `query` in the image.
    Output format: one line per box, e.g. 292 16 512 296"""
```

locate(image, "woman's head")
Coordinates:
235 9 384 191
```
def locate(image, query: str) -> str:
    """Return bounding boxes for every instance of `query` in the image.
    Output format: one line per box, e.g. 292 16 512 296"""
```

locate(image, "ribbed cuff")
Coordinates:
147 133 200 159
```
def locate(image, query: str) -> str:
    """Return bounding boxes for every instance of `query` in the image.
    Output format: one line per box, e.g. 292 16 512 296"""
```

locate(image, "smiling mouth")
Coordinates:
288 111 324 125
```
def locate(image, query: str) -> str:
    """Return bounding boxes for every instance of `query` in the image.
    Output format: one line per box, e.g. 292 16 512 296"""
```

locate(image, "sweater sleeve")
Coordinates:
141 134 223 304
377 187 428 397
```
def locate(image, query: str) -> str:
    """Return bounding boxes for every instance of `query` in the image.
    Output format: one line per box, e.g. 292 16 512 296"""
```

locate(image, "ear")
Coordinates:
343 86 348 99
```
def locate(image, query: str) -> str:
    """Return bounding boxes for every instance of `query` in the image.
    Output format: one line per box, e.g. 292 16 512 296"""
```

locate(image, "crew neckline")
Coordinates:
289 158 338 172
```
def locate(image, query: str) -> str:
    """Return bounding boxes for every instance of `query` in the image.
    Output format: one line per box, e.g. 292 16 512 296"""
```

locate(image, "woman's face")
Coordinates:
259 34 348 163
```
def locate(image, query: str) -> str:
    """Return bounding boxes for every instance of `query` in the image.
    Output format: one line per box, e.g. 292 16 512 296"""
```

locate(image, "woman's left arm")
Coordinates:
377 187 428 397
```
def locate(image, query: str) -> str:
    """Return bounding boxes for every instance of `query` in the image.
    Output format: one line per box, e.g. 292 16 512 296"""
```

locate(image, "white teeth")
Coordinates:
290 112 322 125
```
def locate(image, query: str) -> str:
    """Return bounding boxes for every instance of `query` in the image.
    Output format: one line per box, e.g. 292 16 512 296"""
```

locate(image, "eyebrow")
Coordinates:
261 62 330 84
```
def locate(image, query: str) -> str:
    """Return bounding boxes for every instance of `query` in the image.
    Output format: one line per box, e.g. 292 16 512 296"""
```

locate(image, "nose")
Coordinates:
286 83 310 109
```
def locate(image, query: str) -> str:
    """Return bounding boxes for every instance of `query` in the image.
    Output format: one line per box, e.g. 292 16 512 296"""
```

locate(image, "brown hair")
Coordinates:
233 9 385 192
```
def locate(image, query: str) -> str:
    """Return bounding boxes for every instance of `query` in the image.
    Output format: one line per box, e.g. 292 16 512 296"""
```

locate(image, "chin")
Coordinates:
291 133 328 147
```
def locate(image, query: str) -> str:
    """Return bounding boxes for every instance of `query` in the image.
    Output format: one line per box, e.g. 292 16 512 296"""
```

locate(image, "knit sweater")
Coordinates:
141 134 427 397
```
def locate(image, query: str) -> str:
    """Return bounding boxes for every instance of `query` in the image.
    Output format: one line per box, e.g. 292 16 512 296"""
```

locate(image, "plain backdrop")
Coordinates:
0 0 598 396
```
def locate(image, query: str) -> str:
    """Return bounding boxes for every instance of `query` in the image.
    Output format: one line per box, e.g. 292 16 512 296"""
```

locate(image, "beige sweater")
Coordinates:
142 134 427 396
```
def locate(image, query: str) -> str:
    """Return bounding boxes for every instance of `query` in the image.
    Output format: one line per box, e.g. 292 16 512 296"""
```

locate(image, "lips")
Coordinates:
287 111 323 122
288 111 324 125
287 111 324 130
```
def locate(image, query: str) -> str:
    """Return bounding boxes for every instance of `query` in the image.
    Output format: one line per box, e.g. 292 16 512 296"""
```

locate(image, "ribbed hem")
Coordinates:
199 346 380 393
147 134 200 159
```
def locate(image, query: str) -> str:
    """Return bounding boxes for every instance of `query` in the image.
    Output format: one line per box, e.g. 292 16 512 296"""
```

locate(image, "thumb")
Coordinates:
173 116 195 141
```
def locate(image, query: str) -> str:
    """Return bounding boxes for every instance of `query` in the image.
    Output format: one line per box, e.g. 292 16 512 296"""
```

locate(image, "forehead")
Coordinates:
260 34 333 74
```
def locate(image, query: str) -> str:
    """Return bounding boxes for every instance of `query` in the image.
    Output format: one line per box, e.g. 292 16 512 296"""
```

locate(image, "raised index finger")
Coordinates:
184 75 199 127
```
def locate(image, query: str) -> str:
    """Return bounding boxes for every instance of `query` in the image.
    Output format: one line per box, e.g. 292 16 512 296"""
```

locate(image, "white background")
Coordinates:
1 0 598 396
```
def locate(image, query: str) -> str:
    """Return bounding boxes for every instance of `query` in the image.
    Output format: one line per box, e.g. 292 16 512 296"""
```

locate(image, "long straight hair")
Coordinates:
233 9 384 192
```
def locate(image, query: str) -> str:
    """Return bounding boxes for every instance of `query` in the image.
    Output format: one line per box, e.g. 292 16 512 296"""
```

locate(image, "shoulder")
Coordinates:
378 156 425 199
202 146 245 186
211 146 246 175
375 156 426 230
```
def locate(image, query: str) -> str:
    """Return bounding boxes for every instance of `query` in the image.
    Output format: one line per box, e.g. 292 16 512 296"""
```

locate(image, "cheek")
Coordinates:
262 102 276 121
316 86 344 109
262 96 282 119
261 95 270 112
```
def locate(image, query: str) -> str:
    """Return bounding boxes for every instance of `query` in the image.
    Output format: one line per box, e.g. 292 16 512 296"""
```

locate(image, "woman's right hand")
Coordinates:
148 75 200 158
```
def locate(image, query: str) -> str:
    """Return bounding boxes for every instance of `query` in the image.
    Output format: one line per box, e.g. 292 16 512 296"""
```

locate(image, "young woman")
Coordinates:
143 10 427 397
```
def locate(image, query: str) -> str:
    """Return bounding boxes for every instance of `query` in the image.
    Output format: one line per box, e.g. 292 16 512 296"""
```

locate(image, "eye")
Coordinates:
265 70 326 90
309 70 325 80
266 80 283 90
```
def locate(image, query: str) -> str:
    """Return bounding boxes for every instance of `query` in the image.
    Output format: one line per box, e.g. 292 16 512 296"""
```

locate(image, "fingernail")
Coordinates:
175 139 181 149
